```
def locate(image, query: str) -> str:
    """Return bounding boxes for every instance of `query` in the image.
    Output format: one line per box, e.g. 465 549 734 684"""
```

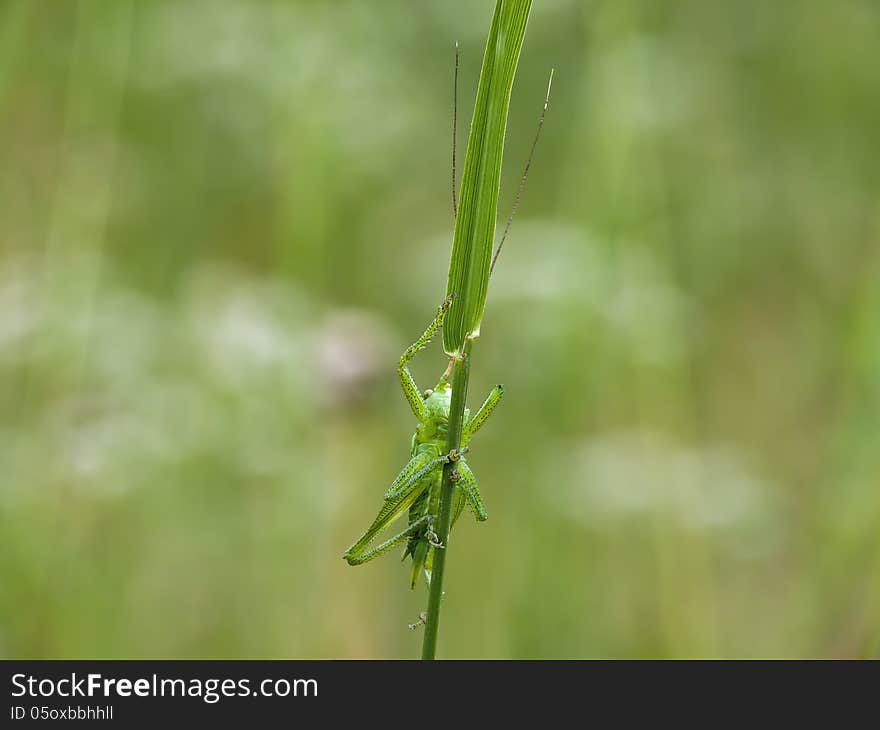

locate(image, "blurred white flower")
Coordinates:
492 219 695 364
560 429 771 533
314 309 395 406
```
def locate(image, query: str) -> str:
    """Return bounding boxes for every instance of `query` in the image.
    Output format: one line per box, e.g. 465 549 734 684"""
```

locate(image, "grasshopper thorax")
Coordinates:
415 382 472 446
418 383 451 438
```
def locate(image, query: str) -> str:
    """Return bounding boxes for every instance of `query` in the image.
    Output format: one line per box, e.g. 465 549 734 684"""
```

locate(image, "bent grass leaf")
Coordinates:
422 0 533 660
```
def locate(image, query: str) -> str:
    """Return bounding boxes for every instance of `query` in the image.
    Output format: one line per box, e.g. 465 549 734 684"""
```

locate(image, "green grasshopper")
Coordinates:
343 295 504 588
344 49 550 591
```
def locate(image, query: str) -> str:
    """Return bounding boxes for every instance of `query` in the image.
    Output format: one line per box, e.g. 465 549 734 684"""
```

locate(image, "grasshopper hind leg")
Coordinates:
345 515 432 566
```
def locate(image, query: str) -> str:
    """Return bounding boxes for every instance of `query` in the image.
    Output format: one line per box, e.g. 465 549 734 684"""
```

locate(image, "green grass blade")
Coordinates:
443 0 533 355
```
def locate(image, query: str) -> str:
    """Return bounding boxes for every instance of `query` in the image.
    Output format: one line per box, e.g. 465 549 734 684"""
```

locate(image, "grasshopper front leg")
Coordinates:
398 296 453 421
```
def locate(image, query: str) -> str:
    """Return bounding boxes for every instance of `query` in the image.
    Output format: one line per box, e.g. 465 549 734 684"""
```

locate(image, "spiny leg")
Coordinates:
345 450 467 562
398 296 453 421
418 448 470 549
383 450 435 500
385 455 442 501
345 515 432 566
453 459 488 521
344 472 433 563
345 481 429 565
385 447 467 500
463 384 505 439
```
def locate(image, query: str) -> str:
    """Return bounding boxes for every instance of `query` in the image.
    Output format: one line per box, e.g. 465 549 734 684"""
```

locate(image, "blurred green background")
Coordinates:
1 0 879 659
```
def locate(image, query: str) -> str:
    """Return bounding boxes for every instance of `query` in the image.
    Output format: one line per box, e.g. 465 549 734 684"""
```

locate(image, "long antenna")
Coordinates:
489 68 554 277
452 42 460 219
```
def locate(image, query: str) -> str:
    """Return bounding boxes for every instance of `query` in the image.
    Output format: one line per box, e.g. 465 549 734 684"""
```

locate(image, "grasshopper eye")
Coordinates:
422 389 433 400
